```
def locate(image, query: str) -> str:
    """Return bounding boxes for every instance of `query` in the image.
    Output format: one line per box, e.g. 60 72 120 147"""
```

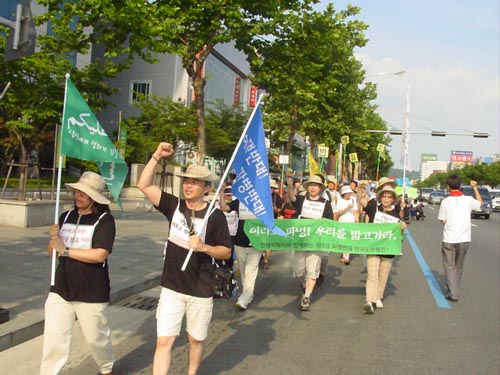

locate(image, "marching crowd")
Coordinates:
40 141 482 375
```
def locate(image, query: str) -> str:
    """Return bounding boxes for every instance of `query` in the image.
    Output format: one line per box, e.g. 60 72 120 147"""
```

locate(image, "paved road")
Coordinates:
1 204 499 374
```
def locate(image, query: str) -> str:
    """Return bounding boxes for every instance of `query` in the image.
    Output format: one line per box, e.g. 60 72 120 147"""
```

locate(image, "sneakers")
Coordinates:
364 302 374 314
445 295 458 302
375 299 384 308
235 302 247 311
300 296 310 311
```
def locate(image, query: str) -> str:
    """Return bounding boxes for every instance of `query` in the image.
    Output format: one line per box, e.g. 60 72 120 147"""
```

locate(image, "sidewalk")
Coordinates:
0 199 168 352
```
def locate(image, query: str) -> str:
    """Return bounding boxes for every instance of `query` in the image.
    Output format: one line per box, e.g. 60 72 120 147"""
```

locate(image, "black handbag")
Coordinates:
212 260 237 299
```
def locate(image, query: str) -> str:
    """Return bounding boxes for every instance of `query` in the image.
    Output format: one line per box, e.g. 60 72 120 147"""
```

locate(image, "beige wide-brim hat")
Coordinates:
270 179 279 189
376 185 399 204
65 171 111 204
326 175 338 185
340 185 354 196
303 175 325 190
376 176 396 191
175 164 215 182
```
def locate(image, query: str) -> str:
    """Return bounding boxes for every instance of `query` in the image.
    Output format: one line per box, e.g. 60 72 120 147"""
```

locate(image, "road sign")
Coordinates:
318 146 329 158
278 154 289 165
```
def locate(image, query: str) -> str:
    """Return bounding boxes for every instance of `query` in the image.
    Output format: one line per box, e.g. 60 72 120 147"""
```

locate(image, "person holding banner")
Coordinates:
40 171 116 375
138 142 231 375
288 175 333 311
363 185 407 314
336 185 359 265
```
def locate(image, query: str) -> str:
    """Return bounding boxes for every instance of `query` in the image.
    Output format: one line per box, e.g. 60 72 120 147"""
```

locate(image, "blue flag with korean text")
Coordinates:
232 105 287 236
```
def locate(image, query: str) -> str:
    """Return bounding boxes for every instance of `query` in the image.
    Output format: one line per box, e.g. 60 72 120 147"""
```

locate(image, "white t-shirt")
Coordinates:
337 197 358 223
438 195 481 243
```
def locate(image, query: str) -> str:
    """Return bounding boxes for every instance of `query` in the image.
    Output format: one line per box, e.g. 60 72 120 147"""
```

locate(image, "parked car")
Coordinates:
428 190 445 205
488 189 500 212
418 187 435 202
460 186 492 219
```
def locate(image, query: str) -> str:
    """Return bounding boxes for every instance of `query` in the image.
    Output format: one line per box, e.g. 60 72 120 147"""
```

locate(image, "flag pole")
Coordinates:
181 94 265 271
402 85 410 197
51 73 70 286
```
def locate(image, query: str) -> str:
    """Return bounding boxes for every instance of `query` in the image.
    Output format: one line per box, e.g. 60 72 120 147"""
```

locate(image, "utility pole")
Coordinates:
0 0 37 62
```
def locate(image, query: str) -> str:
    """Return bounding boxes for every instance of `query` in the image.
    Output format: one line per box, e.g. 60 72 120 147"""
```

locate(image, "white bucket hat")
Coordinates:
65 171 111 204
340 185 354 196
270 179 279 189
175 164 215 182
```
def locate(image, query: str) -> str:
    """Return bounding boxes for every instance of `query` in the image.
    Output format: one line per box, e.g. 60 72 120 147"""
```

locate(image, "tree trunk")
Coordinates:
17 139 27 201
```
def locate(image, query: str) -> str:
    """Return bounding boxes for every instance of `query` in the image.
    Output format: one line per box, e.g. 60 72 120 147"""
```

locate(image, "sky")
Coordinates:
316 0 500 171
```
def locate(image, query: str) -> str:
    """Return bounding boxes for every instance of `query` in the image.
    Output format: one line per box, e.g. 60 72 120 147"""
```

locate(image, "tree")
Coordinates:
38 0 317 164
242 4 392 179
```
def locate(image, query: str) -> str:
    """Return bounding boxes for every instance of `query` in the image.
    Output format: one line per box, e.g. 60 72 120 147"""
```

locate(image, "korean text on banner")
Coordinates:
61 78 128 208
244 219 402 255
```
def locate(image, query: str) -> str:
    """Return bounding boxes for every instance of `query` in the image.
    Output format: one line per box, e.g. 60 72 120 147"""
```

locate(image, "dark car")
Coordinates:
460 186 492 219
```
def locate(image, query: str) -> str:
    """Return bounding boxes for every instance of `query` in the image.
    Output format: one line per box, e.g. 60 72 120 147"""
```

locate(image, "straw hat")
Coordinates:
376 185 399 204
65 171 110 204
270 179 279 189
326 175 337 184
175 164 215 182
340 185 354 196
303 175 325 190
376 177 396 191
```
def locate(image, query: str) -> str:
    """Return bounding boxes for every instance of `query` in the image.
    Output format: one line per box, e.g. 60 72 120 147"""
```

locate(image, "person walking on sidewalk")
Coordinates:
288 175 333 311
219 184 262 311
40 171 116 375
363 185 406 314
438 175 482 302
138 142 231 375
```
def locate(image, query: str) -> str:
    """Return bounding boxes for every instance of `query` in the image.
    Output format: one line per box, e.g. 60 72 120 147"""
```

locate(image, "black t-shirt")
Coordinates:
227 200 252 247
365 199 401 223
365 201 400 258
293 194 334 219
271 192 283 219
51 209 115 303
157 192 232 298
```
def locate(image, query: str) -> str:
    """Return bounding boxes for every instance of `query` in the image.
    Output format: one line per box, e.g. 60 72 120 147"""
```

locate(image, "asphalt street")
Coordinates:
1 203 499 374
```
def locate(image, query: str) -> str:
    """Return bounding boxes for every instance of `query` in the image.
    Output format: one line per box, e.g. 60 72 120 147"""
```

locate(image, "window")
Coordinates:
130 81 152 103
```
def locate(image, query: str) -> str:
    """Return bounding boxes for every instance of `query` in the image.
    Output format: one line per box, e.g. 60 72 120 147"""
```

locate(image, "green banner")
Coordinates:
244 219 403 255
61 77 128 208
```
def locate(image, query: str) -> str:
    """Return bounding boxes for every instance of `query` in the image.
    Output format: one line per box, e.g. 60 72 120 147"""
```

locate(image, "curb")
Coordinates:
0 273 161 352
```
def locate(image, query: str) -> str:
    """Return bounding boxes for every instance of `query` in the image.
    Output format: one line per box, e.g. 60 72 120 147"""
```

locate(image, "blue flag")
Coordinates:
232 105 287 237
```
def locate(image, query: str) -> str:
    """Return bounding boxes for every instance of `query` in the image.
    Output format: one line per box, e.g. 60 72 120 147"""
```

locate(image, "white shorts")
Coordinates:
294 251 322 279
156 287 213 341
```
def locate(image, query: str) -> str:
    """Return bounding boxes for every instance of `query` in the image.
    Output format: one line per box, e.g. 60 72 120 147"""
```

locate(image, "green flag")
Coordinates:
61 77 128 208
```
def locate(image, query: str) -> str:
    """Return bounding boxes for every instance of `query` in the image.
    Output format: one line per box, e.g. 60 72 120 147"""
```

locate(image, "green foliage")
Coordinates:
241 4 393 178
417 162 500 189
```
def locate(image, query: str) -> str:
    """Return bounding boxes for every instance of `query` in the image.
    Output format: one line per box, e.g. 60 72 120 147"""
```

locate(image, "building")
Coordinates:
94 41 252 136
420 160 449 181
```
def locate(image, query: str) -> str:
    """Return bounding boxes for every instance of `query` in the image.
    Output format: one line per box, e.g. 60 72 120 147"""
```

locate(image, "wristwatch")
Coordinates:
59 247 70 257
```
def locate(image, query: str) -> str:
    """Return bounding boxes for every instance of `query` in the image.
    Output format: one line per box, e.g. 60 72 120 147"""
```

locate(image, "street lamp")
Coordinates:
366 70 406 78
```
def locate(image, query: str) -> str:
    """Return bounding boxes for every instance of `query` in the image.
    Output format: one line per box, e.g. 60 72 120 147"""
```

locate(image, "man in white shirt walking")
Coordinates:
438 175 482 302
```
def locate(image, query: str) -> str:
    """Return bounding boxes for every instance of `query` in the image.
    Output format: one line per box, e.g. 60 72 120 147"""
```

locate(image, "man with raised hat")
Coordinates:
41 171 116 375
287 174 333 311
138 142 231 375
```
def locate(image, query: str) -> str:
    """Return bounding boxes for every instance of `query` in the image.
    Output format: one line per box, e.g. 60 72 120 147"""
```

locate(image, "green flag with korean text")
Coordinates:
61 76 128 208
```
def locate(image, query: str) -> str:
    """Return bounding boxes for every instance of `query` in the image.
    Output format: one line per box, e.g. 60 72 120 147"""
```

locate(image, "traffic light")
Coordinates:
2 0 36 62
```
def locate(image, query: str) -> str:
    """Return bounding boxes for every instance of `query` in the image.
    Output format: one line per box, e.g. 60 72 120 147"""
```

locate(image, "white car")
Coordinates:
490 189 500 212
